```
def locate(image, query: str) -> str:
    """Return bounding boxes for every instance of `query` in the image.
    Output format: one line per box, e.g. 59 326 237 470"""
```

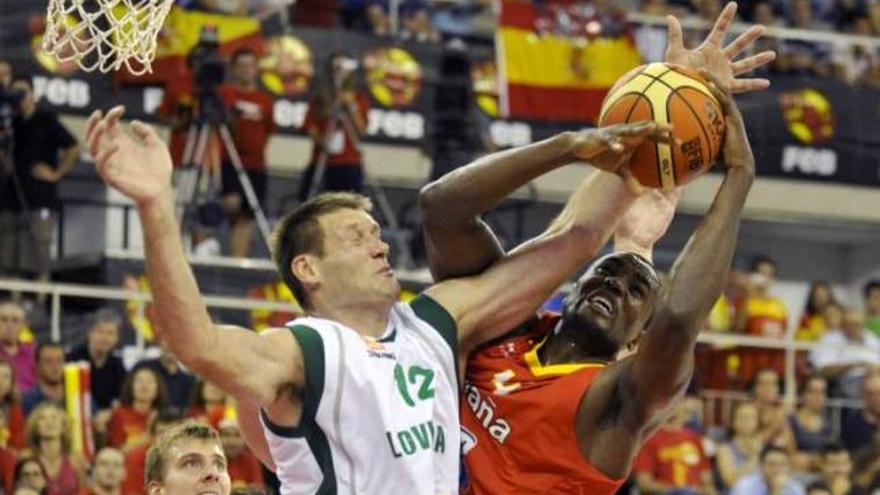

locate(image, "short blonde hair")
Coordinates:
144 421 222 486
25 403 71 453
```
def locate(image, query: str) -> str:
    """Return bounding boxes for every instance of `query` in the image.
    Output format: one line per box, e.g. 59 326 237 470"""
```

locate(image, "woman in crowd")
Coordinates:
23 404 86 495
12 458 48 495
751 368 794 448
0 361 24 451
797 281 837 341
186 379 228 428
717 401 765 492
788 375 836 473
107 367 165 453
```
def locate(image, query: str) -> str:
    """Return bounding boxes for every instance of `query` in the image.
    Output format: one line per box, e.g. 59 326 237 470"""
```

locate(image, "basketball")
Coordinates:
599 62 725 189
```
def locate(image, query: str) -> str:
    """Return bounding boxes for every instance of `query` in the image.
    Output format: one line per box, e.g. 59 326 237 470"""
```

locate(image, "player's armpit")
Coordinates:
189 325 304 409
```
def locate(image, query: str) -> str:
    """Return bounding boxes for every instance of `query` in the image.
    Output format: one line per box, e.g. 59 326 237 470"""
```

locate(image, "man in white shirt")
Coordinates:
811 307 880 398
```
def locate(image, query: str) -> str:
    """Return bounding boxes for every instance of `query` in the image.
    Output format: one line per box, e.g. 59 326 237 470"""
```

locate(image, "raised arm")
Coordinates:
86 107 302 408
419 124 663 282
624 73 754 425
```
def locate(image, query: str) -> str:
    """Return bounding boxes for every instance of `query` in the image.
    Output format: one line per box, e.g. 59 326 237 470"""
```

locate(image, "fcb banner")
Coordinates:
495 0 642 122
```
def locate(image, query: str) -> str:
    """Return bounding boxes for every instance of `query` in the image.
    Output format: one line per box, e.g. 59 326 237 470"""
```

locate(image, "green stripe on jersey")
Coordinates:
410 294 457 354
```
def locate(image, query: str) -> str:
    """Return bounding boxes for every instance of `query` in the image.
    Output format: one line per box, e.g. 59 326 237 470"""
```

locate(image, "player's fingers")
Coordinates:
729 78 771 94
731 51 777 76
85 110 103 142
104 105 125 136
664 186 684 204
703 1 737 48
665 15 684 52
88 120 107 158
722 25 764 59
130 120 160 145
699 69 734 111
619 166 646 196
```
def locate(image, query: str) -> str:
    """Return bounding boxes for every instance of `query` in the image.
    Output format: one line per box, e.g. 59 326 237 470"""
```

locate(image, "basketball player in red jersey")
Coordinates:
419 5 763 494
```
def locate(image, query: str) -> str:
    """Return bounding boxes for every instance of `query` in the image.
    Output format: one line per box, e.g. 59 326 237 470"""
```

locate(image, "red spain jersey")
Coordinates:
460 312 624 495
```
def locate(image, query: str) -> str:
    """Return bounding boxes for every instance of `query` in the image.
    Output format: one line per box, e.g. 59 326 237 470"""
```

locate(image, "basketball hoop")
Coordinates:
42 0 174 75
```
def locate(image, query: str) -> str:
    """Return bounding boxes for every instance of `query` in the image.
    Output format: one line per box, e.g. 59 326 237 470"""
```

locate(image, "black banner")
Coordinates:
3 26 880 187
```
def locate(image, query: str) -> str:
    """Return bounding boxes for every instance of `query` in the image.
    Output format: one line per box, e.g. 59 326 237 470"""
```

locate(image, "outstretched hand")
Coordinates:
571 121 672 195
665 1 776 94
86 106 173 207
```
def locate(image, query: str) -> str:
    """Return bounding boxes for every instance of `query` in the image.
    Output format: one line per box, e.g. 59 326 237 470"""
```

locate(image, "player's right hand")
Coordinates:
87 106 173 207
571 121 672 195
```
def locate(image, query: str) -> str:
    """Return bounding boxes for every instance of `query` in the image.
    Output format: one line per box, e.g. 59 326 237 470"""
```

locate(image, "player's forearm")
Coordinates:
656 167 753 340
137 192 218 366
420 132 579 228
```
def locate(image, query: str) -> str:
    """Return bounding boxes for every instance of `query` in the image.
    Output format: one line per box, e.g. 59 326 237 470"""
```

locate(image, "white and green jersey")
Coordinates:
260 295 460 495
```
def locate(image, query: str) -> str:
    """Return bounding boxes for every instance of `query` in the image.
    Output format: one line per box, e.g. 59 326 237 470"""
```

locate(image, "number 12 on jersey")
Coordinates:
394 364 435 407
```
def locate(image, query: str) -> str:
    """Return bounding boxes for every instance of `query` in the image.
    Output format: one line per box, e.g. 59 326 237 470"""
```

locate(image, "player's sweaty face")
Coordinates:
569 254 659 346
316 209 400 304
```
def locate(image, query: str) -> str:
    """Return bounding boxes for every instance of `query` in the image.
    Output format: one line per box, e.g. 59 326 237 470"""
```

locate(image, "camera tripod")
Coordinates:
306 94 414 268
173 91 272 255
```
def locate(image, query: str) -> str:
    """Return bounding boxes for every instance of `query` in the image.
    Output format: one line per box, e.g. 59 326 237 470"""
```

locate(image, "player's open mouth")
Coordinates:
587 293 615 317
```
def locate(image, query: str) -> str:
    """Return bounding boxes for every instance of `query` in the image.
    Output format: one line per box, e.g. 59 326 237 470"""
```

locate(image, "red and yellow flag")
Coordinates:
496 0 642 122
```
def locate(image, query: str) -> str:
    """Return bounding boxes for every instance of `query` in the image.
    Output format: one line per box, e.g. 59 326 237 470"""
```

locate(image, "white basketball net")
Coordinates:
43 0 174 75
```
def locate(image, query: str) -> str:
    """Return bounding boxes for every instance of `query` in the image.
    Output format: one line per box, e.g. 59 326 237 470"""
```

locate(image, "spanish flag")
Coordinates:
115 7 264 84
496 0 642 122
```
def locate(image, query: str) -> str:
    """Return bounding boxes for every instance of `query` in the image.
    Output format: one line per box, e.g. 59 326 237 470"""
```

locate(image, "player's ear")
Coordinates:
292 254 320 291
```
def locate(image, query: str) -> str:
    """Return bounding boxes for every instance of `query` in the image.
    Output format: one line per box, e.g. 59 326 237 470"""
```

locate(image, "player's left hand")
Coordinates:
31 162 59 182
665 1 776 94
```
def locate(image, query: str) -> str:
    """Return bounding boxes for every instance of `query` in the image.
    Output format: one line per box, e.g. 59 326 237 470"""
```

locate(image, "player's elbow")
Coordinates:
419 179 462 227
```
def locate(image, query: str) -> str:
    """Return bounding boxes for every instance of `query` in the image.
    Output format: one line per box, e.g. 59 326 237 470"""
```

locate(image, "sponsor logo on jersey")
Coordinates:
464 382 512 444
385 420 447 457
361 334 396 360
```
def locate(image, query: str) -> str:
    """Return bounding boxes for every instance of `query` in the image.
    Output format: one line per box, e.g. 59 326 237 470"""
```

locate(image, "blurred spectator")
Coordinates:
79 447 125 495
13 458 48 495
0 301 36 392
842 373 880 452
66 309 126 412
730 445 805 495
634 0 670 63
107 367 165 453
134 348 196 414
752 1 785 27
366 3 391 36
23 403 86 495
299 53 369 200
400 7 441 43
864 281 880 337
431 0 494 39
0 361 25 451
155 70 194 169
0 60 10 88
816 444 862 495
796 281 837 341
717 401 764 491
735 257 788 338
21 343 65 416
8 77 80 286
751 369 793 449
806 481 832 495
788 375 836 473
217 48 275 258
121 411 182 495
0 417 15 493
811 308 880 399
633 400 716 494
186 380 227 428
831 15 876 84
218 417 263 491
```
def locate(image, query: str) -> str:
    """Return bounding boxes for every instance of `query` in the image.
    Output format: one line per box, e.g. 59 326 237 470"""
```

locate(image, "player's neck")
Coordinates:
539 325 614 366
312 300 393 338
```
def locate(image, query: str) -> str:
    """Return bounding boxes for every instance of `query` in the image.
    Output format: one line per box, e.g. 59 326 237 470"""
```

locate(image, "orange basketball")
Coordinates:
599 62 725 189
